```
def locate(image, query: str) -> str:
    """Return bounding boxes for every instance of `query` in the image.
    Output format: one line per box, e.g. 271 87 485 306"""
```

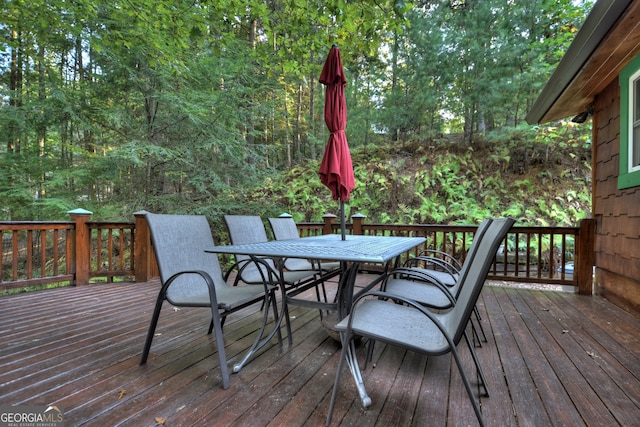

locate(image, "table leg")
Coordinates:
345 338 372 407
232 256 288 373
335 261 373 407
336 262 360 320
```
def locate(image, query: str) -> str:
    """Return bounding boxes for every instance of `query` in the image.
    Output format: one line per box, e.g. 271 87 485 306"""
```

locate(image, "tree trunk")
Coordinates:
37 44 46 201
8 29 22 153
309 71 317 160
391 30 399 142
295 82 303 162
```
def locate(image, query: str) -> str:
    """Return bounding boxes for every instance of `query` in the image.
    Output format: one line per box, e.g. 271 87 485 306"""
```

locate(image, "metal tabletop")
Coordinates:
205 234 426 263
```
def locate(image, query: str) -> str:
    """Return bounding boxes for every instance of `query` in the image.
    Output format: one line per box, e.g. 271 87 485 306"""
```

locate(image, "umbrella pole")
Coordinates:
340 200 346 240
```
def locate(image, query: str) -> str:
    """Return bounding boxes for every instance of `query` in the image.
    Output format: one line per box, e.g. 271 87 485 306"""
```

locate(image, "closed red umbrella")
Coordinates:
318 45 355 239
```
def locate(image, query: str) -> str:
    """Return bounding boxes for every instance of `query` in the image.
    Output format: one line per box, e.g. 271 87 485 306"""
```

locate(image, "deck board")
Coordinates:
484 286 560 427
470 294 519 427
1 276 640 426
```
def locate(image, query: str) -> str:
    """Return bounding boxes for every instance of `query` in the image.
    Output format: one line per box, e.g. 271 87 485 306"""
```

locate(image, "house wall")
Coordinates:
593 79 640 314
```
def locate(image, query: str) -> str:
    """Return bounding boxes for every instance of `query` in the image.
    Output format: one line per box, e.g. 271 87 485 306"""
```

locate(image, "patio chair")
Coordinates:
400 249 462 286
224 215 329 337
224 215 330 300
223 215 318 286
386 218 493 304
139 212 286 390
384 218 494 344
398 232 477 288
268 216 344 322
326 218 515 427
267 216 341 274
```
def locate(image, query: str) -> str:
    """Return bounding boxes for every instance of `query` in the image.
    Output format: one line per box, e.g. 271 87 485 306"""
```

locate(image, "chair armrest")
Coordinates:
410 249 463 271
385 267 456 305
225 256 284 294
223 259 251 285
164 269 220 308
404 255 460 275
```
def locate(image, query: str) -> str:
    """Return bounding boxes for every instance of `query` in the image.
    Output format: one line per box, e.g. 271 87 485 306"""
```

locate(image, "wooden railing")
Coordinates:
1 209 136 290
0 211 595 295
298 213 594 294
0 221 74 288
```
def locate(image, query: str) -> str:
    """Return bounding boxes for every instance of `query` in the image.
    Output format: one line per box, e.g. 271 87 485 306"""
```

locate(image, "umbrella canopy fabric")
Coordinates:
318 46 355 202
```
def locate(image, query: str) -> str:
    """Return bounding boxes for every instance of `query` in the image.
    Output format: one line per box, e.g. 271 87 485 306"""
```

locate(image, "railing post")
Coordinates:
575 218 595 295
68 208 93 286
322 213 337 235
352 213 366 235
134 211 156 282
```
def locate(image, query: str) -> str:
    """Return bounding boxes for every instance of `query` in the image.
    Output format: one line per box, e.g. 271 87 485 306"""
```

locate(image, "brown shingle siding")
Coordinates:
597 178 619 202
599 157 619 180
593 78 640 310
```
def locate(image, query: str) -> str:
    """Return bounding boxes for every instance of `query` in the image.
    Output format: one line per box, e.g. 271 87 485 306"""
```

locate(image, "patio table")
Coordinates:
206 233 425 406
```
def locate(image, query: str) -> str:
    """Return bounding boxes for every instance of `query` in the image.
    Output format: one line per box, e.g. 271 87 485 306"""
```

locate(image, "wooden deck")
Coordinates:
1 274 639 426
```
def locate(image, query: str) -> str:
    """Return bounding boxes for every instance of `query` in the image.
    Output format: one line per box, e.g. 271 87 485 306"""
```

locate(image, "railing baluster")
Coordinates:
53 229 59 277
0 230 3 281
560 234 567 279
119 228 125 272
537 233 543 278
41 230 47 279
27 230 33 279
96 228 103 275
66 227 72 279
12 230 18 281
514 233 520 277
550 232 556 278
107 228 114 282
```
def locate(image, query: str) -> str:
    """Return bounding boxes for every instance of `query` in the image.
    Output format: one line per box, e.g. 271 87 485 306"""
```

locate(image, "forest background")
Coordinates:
1 0 594 232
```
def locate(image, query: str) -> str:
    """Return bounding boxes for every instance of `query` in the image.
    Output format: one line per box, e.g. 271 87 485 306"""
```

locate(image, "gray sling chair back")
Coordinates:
139 213 287 390
326 218 515 427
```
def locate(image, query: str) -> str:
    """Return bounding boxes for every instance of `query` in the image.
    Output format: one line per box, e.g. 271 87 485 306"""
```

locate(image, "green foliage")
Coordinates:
0 0 594 224
254 123 591 226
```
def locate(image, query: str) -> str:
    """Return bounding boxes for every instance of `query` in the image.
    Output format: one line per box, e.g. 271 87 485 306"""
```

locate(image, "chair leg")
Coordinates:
283 296 293 346
450 340 486 427
464 330 489 397
473 305 488 343
321 280 329 303
326 332 351 426
140 292 166 365
208 304 230 389
363 338 375 370
209 312 228 335
470 317 483 348
313 276 325 321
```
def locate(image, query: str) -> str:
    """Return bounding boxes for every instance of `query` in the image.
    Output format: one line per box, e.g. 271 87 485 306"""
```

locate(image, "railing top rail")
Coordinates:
87 221 135 229
340 223 581 233
0 221 74 226
0 222 75 231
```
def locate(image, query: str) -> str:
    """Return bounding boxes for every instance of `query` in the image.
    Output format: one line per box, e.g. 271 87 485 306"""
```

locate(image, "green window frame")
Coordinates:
619 54 640 189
